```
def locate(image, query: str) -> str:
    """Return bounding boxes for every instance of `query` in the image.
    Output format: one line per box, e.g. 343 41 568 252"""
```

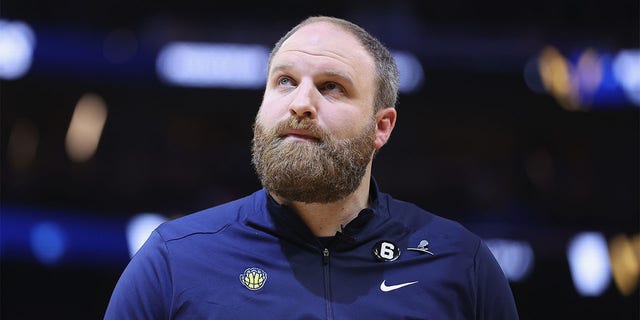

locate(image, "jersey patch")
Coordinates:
240 267 268 290
372 240 401 262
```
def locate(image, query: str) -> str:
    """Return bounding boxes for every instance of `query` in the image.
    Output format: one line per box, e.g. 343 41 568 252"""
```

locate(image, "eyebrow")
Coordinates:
270 63 355 87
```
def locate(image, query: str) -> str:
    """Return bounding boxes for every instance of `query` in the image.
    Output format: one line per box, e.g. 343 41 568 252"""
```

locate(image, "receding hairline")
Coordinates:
268 17 371 69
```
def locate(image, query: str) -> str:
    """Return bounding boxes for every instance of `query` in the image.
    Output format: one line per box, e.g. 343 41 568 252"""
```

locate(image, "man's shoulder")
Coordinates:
155 190 265 241
382 193 481 246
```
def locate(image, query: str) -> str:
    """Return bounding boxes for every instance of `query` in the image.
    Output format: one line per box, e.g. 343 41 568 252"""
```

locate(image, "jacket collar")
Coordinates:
248 177 393 250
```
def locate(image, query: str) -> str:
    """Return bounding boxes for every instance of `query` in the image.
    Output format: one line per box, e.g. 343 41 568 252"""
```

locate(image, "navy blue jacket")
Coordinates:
105 182 519 319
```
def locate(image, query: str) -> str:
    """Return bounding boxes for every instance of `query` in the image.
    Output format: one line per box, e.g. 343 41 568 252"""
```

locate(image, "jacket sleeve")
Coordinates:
104 230 173 320
474 240 520 320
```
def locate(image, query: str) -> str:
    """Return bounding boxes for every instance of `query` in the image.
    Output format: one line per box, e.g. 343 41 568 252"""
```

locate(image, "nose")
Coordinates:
289 81 318 120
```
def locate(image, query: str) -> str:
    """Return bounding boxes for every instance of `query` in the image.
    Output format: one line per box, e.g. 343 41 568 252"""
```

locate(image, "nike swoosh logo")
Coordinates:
380 280 419 292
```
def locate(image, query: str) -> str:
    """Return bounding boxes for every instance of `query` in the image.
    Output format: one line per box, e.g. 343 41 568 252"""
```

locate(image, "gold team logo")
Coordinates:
240 267 267 290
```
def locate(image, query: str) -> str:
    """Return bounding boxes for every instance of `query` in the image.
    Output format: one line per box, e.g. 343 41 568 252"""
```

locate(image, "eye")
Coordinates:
277 76 294 87
322 82 343 93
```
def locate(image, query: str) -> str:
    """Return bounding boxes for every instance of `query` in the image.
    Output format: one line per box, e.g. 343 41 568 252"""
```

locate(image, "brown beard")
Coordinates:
252 116 376 203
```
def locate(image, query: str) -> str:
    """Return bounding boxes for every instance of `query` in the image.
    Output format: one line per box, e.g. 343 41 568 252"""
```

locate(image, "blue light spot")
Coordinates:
392 50 424 93
30 222 66 266
156 42 269 89
567 232 611 296
0 19 36 80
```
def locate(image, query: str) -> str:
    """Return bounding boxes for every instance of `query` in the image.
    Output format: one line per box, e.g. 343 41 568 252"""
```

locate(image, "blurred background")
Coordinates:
1 0 639 319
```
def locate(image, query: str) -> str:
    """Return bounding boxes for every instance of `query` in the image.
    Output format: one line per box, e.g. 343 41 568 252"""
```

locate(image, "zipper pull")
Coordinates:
323 248 330 265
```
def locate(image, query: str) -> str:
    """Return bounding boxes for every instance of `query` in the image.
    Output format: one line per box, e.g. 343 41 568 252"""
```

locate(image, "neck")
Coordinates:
271 164 372 237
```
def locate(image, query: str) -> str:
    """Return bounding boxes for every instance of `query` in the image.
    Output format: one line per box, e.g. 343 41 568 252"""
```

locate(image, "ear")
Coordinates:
373 107 397 150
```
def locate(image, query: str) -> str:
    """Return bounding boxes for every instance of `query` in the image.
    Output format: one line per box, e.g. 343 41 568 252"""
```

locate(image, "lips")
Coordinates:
280 129 321 142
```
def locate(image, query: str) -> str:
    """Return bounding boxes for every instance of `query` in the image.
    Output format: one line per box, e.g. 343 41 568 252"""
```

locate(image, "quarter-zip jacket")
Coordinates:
105 181 519 319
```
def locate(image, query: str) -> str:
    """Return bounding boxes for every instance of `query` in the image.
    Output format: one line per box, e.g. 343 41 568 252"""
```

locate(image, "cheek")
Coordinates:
257 97 290 123
255 104 277 126
321 111 366 139
254 112 270 132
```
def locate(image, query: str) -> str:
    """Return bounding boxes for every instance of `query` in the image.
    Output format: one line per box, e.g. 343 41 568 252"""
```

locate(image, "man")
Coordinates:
105 16 519 319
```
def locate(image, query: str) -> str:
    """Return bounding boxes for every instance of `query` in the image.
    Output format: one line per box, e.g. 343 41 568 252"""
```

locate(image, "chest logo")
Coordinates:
240 267 267 290
380 280 419 292
407 239 434 255
372 240 401 262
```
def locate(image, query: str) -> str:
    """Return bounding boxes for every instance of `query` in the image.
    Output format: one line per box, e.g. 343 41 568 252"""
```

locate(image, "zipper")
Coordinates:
322 247 333 320
322 248 330 265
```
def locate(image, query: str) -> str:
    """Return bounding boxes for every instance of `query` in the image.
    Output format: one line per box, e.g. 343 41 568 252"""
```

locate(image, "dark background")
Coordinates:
1 0 639 319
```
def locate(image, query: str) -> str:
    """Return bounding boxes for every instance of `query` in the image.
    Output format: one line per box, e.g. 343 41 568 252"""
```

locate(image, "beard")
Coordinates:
252 116 376 203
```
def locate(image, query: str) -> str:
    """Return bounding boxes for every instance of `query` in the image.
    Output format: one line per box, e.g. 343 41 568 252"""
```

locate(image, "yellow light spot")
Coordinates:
538 46 580 111
65 93 108 163
608 234 640 296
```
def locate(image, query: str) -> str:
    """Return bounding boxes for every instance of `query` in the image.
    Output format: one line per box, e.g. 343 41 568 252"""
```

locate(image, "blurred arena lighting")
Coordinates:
155 41 423 92
537 46 576 109
1 205 130 267
126 213 168 257
485 238 535 282
523 56 547 94
0 19 35 80
65 93 108 163
30 221 66 266
7 118 39 173
156 42 269 89
608 233 640 296
391 50 424 93
574 48 604 107
529 45 638 110
567 232 612 296
613 49 640 106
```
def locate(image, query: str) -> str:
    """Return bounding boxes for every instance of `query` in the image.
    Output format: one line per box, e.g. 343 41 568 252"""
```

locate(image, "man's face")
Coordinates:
251 22 379 203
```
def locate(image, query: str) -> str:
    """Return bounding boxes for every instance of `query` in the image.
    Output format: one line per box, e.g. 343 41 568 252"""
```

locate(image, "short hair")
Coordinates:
267 16 399 112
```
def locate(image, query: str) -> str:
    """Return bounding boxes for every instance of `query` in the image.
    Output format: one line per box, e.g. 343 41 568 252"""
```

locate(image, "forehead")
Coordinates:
271 22 375 77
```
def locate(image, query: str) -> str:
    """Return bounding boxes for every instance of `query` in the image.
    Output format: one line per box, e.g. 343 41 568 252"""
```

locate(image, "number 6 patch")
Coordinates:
373 240 401 262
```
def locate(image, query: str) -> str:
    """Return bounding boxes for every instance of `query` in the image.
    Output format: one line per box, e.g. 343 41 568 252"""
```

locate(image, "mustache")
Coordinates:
273 117 329 142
